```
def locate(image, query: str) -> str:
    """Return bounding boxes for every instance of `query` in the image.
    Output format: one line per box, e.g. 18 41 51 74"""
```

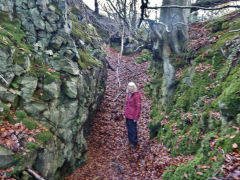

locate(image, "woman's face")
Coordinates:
128 86 135 93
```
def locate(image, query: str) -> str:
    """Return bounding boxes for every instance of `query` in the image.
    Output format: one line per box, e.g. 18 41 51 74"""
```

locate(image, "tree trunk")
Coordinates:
131 0 137 33
95 0 99 14
152 0 190 106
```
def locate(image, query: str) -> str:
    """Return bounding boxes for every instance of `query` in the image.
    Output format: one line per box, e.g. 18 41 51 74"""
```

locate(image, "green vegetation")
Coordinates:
36 131 52 145
70 12 92 44
147 13 240 179
28 58 60 84
26 142 40 152
0 103 10 119
78 49 102 69
0 11 32 57
135 49 152 63
7 111 38 130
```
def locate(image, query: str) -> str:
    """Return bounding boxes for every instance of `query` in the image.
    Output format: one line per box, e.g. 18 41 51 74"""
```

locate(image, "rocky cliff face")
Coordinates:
0 0 107 179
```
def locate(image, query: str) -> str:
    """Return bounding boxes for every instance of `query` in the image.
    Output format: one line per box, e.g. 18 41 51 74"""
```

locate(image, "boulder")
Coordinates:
19 76 38 102
0 146 15 168
64 77 78 98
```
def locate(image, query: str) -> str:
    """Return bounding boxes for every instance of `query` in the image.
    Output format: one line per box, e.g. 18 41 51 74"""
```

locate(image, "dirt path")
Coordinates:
66 47 193 180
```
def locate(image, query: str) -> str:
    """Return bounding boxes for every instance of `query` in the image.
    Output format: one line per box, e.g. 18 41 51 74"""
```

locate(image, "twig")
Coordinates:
25 167 46 180
113 90 124 101
124 65 134 73
220 48 227 59
116 54 121 88
229 28 240 33
0 74 8 85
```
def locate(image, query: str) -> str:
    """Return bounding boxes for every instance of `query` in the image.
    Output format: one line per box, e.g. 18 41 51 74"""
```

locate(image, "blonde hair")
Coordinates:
126 82 138 93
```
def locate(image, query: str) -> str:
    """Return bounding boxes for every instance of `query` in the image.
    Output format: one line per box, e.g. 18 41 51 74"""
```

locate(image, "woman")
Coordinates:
124 82 141 147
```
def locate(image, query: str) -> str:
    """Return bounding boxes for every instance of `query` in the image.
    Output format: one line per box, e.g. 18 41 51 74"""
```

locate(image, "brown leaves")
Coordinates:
195 63 211 74
232 143 238 149
223 149 240 179
0 121 45 152
0 167 15 180
66 46 193 180
188 22 211 51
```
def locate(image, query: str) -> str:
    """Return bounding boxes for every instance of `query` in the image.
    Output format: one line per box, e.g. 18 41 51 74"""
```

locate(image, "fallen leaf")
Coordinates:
232 143 238 148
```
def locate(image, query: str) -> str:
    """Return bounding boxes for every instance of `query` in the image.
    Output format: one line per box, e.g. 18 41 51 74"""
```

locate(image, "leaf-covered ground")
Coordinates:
66 46 193 179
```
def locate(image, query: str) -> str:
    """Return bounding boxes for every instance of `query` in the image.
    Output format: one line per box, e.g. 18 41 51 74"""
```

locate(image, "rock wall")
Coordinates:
0 0 107 179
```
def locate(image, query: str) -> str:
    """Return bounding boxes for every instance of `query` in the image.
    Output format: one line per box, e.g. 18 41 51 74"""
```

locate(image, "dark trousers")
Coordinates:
126 118 138 145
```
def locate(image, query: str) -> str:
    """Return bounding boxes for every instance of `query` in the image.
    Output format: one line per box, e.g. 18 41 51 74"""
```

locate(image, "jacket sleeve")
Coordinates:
134 93 141 120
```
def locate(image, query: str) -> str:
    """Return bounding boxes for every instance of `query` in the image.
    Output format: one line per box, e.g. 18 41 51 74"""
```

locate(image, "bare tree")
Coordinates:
103 0 140 36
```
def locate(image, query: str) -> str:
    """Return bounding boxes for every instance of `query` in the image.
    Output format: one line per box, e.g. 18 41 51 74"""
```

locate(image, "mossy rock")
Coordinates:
26 142 40 152
36 131 52 145
0 12 32 54
217 78 240 118
0 104 10 119
70 13 92 44
77 49 102 69
28 60 60 84
9 116 37 130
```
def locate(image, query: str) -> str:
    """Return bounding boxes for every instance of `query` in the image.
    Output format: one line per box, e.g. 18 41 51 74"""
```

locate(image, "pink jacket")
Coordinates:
124 92 142 121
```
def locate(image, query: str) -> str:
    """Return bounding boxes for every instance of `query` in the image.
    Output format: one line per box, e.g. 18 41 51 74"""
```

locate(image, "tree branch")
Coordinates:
106 0 129 28
147 5 240 11
229 28 240 32
0 74 9 85
25 167 46 180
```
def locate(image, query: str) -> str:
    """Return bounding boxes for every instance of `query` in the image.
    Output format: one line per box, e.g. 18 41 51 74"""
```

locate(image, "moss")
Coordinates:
228 18 240 31
26 142 40 152
147 12 240 180
28 61 60 84
212 31 239 51
15 111 27 119
11 82 19 89
135 49 152 64
221 22 230 30
9 116 38 130
36 131 52 145
77 49 102 69
71 6 83 16
70 13 92 44
217 78 240 117
0 13 31 53
0 103 10 119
